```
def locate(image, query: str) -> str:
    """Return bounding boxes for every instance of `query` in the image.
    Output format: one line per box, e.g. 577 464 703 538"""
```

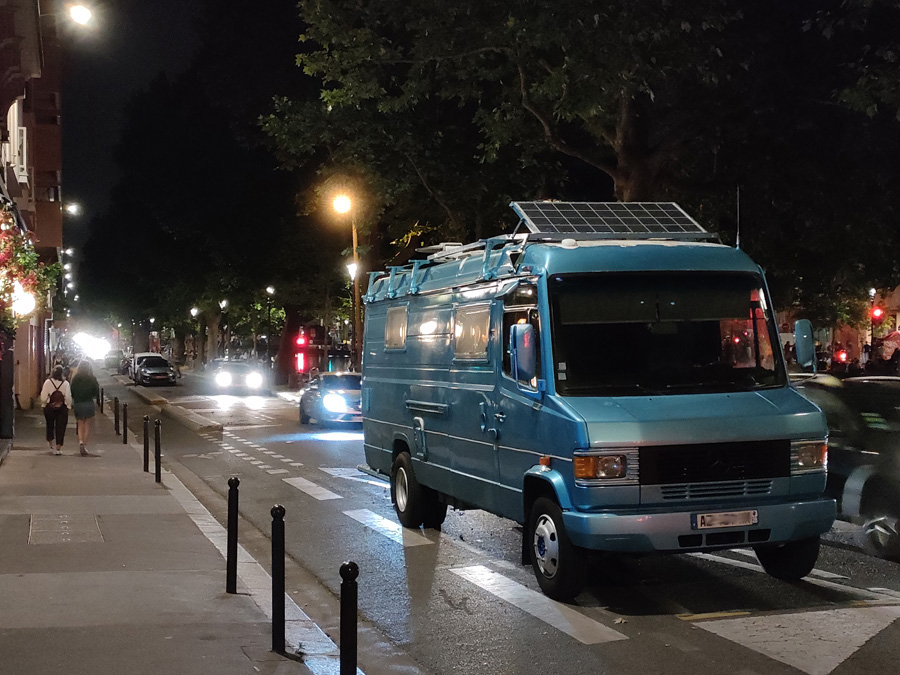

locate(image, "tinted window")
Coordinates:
321 375 361 389
142 357 169 367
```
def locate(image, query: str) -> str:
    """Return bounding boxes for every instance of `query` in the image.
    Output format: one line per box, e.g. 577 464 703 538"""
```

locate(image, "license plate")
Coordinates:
693 509 758 530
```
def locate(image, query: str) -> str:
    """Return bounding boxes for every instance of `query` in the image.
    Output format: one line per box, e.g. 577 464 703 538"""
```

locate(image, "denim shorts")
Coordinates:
73 400 95 420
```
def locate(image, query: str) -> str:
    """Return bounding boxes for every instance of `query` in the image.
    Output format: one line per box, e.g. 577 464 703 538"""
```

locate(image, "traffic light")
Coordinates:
871 306 886 324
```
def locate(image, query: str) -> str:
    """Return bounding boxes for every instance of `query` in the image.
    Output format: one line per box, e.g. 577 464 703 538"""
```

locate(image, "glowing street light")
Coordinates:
69 5 93 25
190 307 199 317
219 299 228 310
65 248 74 256
65 203 82 216
346 262 358 281
11 281 36 316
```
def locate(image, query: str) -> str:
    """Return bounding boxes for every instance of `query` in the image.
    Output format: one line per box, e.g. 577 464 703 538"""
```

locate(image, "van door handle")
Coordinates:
494 413 506 423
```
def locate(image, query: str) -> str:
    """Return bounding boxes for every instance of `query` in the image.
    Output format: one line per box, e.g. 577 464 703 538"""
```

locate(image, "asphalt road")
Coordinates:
103 368 900 675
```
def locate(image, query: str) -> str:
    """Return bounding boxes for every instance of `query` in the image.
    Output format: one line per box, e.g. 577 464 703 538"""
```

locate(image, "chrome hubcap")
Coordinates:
395 467 409 512
532 513 560 578
864 514 900 552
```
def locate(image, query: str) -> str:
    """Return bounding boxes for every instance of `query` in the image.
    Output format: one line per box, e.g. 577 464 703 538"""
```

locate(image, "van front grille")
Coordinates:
639 440 790 485
660 479 773 501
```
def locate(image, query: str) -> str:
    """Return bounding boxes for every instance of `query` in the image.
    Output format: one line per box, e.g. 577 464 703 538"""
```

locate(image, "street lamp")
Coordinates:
69 5 93 25
265 286 275 364
65 203 82 216
333 194 361 369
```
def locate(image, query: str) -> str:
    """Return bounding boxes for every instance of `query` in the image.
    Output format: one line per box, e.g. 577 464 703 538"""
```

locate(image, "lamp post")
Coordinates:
333 194 361 369
265 286 275 364
219 299 228 357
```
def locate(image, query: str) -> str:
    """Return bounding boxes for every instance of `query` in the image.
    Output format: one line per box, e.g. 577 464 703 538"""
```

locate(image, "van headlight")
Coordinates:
573 449 639 484
323 393 348 413
791 440 828 473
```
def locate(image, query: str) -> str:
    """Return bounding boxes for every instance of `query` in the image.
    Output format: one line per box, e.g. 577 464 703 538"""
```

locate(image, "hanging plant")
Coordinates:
0 201 61 337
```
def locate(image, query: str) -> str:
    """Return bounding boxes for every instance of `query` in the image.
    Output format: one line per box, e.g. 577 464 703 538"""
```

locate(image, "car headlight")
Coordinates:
215 371 233 387
245 372 263 389
322 393 348 413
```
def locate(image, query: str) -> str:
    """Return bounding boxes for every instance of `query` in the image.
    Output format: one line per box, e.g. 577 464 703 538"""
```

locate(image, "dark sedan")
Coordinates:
793 374 900 561
299 372 361 425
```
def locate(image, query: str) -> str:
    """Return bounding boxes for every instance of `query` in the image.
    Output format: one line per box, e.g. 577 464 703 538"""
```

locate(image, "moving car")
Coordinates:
104 349 124 369
211 361 268 394
793 374 900 561
129 352 158 381
134 355 178 386
299 372 362 425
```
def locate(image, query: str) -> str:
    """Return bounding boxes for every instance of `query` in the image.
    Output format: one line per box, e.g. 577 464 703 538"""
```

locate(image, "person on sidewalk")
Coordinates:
39 365 73 455
70 360 100 456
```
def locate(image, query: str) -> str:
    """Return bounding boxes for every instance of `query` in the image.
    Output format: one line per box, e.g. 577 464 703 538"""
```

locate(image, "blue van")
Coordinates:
361 202 835 600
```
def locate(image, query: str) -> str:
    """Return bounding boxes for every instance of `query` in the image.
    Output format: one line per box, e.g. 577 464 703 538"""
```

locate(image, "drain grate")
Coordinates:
29 514 104 544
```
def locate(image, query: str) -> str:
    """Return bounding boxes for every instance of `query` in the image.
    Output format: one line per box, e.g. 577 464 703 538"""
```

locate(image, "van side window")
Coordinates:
453 305 491 360
385 306 408 349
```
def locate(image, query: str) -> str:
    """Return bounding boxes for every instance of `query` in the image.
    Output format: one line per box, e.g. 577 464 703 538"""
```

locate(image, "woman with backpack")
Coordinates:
70 360 100 456
40 365 72 455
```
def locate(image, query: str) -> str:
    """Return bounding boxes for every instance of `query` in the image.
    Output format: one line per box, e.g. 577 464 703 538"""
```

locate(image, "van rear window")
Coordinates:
385 306 408 349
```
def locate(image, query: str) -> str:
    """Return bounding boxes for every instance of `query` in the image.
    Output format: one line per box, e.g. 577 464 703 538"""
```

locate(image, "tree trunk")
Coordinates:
205 315 220 368
612 93 656 202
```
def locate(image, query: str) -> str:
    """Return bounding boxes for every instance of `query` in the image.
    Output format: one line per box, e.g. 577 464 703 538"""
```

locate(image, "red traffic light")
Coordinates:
871 306 886 322
295 334 307 346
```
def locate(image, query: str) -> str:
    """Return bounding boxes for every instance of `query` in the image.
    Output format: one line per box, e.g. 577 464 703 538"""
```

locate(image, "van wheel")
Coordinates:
300 408 310 425
391 453 425 528
528 497 586 601
754 536 820 581
423 501 448 530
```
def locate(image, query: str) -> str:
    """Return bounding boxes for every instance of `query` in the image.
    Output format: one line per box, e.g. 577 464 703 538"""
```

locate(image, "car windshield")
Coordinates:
549 272 786 396
840 381 900 429
142 357 169 368
320 374 361 390
220 363 252 373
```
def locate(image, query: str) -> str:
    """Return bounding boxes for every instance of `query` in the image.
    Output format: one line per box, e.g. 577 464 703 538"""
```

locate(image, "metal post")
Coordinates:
122 403 128 444
99 388 104 414
143 415 150 473
351 220 361 370
226 477 240 594
271 504 286 653
154 419 161 483
340 561 359 675
113 397 120 435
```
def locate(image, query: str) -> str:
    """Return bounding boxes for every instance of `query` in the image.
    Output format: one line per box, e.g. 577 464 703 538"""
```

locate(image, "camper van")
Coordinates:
361 201 835 600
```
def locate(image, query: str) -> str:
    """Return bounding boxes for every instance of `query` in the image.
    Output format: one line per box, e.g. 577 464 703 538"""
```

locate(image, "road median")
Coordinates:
130 386 222 433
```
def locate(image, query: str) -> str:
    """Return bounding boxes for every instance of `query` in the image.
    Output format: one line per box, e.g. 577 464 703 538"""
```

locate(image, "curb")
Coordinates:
129 386 223 433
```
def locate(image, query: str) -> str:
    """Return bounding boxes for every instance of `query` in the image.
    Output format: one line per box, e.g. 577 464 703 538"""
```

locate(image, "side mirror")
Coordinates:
794 319 816 372
510 323 537 383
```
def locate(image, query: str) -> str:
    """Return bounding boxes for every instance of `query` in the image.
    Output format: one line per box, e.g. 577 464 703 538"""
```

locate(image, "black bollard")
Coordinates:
271 504 286 653
113 397 120 435
339 561 359 675
122 403 128 444
154 419 162 483
99 388 104 414
226 477 240 594
142 415 150 473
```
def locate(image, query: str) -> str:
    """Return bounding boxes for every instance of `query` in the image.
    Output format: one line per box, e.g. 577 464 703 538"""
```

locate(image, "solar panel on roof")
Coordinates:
510 201 709 239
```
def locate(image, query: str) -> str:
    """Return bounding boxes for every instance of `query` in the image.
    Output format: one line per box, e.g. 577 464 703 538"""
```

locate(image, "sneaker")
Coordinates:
79 443 87 457
48 441 55 450
54 448 62 456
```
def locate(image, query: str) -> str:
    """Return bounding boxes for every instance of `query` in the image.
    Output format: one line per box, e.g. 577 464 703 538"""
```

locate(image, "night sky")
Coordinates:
61 0 198 247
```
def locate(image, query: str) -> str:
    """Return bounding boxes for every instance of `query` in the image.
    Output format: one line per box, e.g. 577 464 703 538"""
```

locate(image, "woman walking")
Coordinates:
70 360 100 456
40 366 72 455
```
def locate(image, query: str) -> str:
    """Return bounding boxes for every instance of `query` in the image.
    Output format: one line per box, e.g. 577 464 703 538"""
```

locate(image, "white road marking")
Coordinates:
228 449 238 453
451 565 629 645
234 453 247 457
290 463 303 467
690 552 893 601
280 458 293 463
250 461 263 465
869 587 900 599
272 454 285 459
320 467 390 489
698 606 900 675
343 509 433 547
263 451 276 455
283 477 341 500
728 548 848 579
267 469 290 475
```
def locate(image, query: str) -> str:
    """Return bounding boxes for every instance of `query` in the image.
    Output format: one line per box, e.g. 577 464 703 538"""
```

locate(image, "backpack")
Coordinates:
48 381 66 410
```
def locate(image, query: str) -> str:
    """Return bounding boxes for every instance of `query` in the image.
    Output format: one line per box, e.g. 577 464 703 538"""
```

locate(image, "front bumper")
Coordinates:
562 496 836 552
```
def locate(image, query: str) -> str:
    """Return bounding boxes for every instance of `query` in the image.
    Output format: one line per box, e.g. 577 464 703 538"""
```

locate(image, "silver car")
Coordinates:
299 373 361 425
134 355 177 386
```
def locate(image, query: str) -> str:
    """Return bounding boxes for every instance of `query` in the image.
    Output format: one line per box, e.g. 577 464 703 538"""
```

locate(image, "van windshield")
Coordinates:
549 273 786 396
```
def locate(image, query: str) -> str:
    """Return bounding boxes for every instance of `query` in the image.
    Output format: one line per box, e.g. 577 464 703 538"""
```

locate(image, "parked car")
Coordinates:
211 361 268 394
128 352 158 381
793 374 900 561
104 349 124 369
133 355 178 386
299 372 361 425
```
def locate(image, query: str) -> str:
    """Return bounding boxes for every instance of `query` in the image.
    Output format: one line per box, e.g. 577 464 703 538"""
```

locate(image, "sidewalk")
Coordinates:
0 404 312 675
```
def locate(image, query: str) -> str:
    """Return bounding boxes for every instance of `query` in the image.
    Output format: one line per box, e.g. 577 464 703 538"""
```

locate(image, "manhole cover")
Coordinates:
29 514 104 544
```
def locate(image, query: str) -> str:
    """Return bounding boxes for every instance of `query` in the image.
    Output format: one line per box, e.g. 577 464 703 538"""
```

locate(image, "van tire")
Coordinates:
754 536 820 581
528 497 586 601
391 452 426 528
